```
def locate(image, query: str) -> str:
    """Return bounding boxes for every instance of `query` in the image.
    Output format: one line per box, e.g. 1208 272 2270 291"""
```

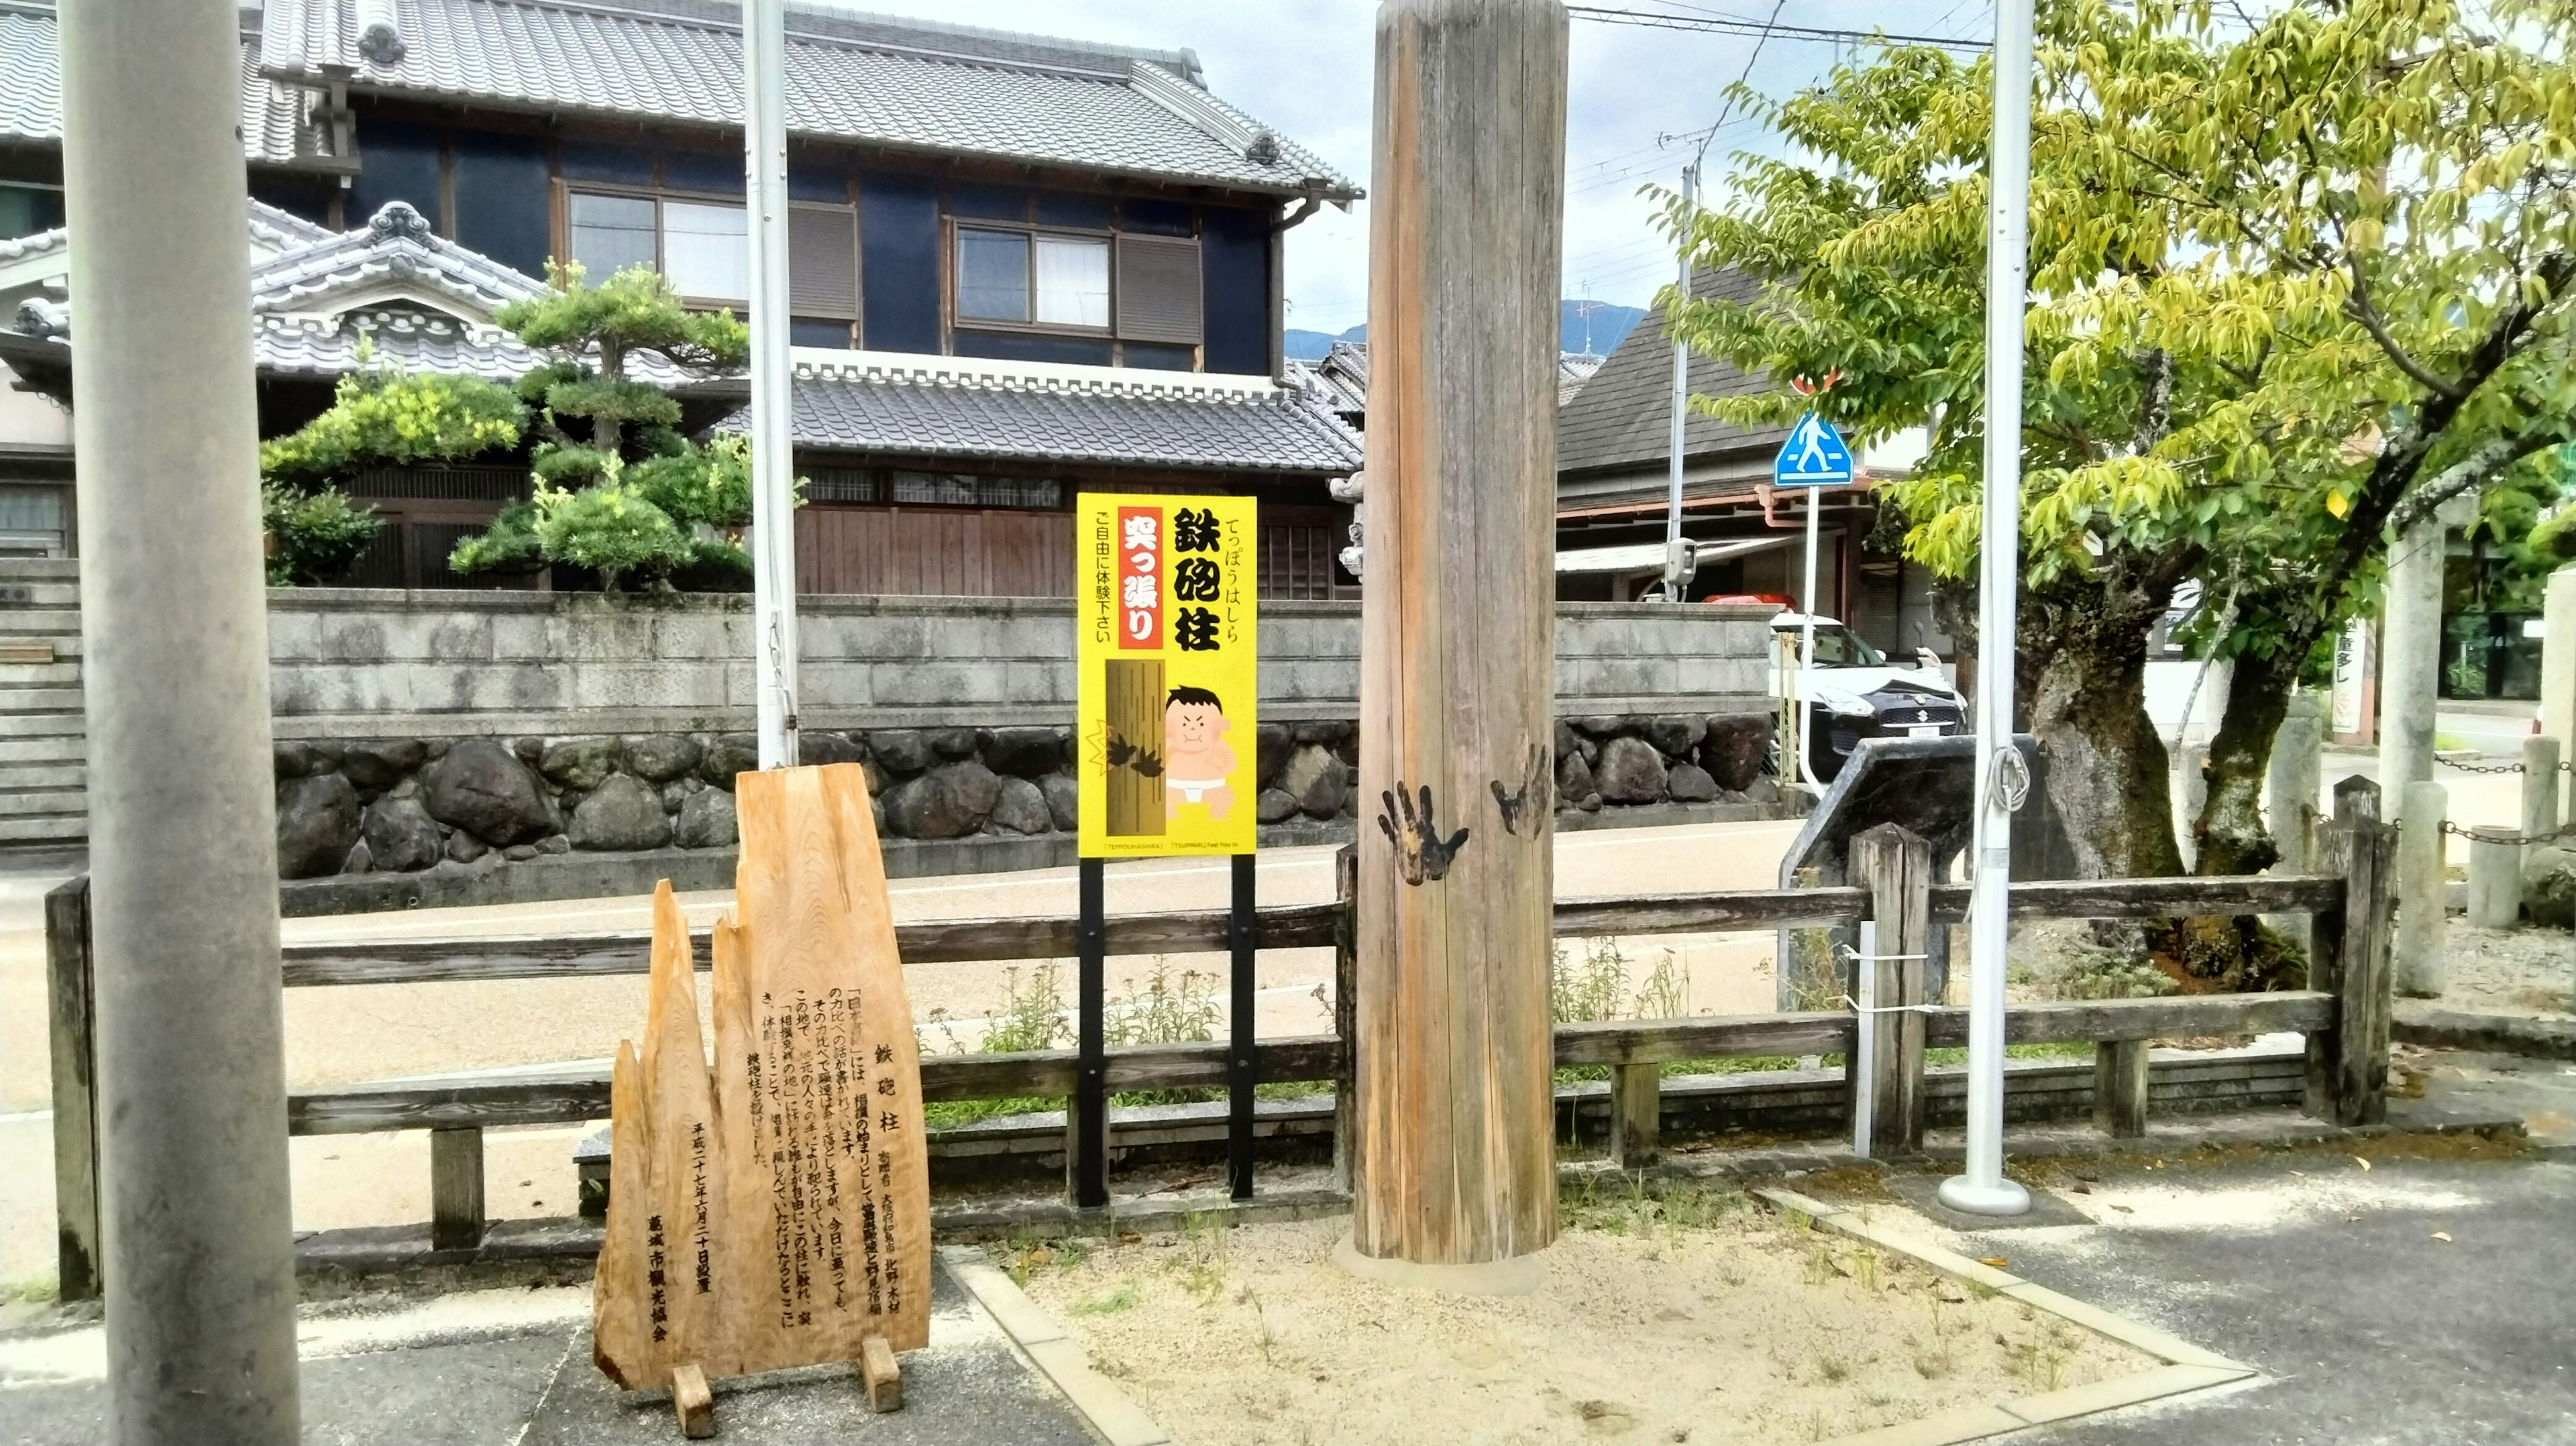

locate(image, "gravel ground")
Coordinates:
2429 920 2575 1019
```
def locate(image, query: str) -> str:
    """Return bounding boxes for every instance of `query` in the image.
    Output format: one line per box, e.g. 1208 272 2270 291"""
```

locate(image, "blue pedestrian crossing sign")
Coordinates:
1774 412 1855 487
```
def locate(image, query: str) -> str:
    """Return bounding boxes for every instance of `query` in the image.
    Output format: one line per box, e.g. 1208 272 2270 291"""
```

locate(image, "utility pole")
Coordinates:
1348 0 1567 1288
1939 0 2036 1219
745 0 800 769
1662 163 1698 601
60 2 301 1438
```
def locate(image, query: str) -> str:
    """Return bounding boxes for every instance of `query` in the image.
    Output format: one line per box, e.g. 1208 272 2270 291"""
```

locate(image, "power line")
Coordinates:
1564 4 1988 54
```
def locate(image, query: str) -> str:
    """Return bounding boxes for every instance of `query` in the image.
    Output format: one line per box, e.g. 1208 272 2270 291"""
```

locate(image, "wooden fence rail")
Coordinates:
46 786 2397 1298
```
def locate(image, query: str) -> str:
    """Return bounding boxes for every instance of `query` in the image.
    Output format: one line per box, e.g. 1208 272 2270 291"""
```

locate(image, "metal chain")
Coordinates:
2440 759 2526 775
2437 818 2576 846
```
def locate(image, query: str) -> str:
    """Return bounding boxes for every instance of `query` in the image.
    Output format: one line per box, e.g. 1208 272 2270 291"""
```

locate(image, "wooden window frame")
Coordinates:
557 180 753 309
945 218 1119 340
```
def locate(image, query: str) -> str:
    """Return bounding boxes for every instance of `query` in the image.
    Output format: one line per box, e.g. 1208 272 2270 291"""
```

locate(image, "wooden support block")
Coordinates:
429 1125 485 1252
1852 826 1931 1157
671 1362 714 1439
1609 1062 1660 1169
2092 1039 2150 1139
860 1336 902 1413
44 877 101 1302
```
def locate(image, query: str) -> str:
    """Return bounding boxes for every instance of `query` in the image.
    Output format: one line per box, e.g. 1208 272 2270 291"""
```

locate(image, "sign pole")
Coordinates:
1227 852 1258 1201
1939 0 2036 1219
744 0 799 769
1073 858 1108 1209
1799 488 1821 786
1663 163 1698 602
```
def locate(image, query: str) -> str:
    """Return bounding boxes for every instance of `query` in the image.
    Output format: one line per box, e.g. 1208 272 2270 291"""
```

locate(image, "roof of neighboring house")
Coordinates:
1554 267 1790 478
248 201 548 317
0 199 331 273
727 352 1364 475
0 3 315 166
254 0 1359 201
1288 342 1618 426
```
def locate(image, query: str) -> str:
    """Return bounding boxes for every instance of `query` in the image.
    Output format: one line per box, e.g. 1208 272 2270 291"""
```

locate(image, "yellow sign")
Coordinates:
1076 494 1258 857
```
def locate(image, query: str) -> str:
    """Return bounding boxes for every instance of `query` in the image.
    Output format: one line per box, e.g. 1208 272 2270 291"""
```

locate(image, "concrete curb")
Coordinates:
1755 1186 2263 1445
2393 1003 2576 1061
940 1245 1173 1446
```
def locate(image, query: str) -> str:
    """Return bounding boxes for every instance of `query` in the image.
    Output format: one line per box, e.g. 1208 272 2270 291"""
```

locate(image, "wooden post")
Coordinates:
429 1126 486 1252
671 1361 715 1439
2304 777 2375 1118
2091 1040 2149 1139
1609 1064 1660 1170
1332 843 1358 1193
44 876 100 1302
1851 825 1930 1156
1349 0 1568 1278
2333 787 2399 1127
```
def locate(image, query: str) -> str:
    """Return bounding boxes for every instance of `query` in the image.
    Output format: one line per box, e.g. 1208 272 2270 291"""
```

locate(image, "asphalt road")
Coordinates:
1962 1152 2576 1446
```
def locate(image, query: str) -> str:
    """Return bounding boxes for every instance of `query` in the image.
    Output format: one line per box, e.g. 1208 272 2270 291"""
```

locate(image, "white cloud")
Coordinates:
814 1 1997 335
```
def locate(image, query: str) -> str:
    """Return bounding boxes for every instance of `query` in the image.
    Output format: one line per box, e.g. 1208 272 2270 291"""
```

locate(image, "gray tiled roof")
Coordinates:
0 5 313 165
1288 341 1619 426
0 199 332 269
256 311 544 382
725 359 1364 474
250 201 549 317
257 0 1359 201
1555 267 1789 478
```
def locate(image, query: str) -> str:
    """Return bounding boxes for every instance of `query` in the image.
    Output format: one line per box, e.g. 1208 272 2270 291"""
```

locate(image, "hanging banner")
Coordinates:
1077 494 1259 857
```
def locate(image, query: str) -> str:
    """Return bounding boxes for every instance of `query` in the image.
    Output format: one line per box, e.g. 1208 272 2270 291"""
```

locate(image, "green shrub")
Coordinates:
261 481 384 586
260 364 525 486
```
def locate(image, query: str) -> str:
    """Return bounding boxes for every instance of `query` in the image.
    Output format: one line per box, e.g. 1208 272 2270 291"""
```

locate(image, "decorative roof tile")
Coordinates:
720 354 1364 474
250 201 549 319
256 0 1357 200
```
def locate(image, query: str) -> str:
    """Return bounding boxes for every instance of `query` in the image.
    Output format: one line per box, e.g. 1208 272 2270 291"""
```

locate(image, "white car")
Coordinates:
1767 612 1968 783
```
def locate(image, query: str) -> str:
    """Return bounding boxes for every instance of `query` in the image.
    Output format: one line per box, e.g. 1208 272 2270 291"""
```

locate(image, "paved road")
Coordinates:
1955 1153 2576 1446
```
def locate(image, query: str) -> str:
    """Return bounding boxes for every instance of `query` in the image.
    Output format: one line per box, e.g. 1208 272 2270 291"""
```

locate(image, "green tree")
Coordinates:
1665 0 2576 986
449 261 759 590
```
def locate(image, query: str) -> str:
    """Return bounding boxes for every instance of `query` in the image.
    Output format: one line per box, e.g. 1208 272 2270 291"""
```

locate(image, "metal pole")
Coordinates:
1663 164 1697 602
1939 0 2035 1218
745 0 800 769
1798 487 1821 787
59 3 301 1438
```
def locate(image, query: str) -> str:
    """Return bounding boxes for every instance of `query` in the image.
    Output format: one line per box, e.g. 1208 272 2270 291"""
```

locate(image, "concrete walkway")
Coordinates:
0 1254 1095 1446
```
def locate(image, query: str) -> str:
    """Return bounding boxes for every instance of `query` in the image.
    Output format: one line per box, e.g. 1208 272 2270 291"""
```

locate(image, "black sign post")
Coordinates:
1227 852 1258 1200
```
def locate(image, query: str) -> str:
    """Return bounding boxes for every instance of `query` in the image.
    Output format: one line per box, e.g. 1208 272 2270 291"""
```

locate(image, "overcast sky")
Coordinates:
819 1 1997 341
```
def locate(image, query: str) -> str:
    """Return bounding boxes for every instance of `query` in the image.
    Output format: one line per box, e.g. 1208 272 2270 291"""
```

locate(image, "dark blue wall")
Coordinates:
955 331 1113 366
450 133 553 276
348 117 441 229
560 140 653 186
859 175 941 354
1200 206 1271 376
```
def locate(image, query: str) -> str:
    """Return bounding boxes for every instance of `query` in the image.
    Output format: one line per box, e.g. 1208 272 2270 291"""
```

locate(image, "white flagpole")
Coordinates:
745 0 800 769
1940 0 2035 1217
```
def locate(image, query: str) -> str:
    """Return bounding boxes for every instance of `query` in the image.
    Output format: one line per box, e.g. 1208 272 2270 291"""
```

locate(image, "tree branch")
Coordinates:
2341 264 2463 401
2387 423 2573 535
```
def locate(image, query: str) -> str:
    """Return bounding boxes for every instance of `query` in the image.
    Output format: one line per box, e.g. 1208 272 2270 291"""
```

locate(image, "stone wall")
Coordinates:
256 591 1790 887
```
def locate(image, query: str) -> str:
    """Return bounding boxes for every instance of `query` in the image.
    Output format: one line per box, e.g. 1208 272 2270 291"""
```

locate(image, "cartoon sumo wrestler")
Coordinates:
1163 685 1236 821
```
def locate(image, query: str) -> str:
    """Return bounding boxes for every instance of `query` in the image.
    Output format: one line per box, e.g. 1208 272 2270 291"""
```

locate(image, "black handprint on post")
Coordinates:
1490 743 1553 836
1378 782 1469 886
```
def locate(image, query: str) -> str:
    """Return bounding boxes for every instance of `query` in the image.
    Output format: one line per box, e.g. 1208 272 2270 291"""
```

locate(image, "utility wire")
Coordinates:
1566 3 1988 54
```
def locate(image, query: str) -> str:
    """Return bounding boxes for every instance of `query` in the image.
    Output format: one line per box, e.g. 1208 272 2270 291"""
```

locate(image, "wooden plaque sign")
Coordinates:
596 763 930 1423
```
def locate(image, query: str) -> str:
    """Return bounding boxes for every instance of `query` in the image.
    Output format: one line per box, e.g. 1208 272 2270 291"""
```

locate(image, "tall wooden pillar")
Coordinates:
1348 0 1568 1278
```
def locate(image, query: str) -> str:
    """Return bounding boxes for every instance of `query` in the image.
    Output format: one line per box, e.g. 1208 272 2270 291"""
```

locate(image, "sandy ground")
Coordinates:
2430 919 2575 1019
1007 1187 2146 1446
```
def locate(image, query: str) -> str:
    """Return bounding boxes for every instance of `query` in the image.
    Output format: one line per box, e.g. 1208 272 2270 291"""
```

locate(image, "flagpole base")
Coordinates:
1937 1175 2031 1217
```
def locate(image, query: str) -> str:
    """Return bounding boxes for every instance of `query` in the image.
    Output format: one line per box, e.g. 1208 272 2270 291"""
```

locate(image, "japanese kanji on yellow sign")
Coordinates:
1076 494 1258 857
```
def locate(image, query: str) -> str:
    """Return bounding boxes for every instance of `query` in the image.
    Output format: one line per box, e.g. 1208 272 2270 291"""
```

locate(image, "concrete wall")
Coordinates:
264 590 1776 738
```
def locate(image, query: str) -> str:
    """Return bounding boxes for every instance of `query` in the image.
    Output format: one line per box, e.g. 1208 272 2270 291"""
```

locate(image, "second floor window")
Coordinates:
955 227 1111 330
567 190 747 304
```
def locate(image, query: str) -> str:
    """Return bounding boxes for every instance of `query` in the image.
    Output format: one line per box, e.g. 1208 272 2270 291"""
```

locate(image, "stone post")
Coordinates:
2396 779 2449 997
2524 734 2561 863
2266 693 2325 954
2467 826 2520 930
2377 515 2445 793
2542 569 2576 819
60 2 300 1439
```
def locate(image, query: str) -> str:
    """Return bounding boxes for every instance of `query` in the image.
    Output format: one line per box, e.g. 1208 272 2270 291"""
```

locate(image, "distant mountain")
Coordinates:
1284 300 1644 364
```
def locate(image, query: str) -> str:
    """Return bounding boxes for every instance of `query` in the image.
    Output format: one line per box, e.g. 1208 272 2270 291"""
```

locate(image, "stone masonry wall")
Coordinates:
257 591 1788 881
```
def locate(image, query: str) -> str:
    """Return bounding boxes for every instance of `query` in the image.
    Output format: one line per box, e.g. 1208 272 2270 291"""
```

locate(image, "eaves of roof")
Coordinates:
1554 266 1792 478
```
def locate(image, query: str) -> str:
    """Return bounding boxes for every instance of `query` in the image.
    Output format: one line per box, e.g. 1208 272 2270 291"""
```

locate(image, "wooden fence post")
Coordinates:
1348 0 1568 1276
2330 779 2398 1126
1851 826 1929 1156
45 876 100 1302
2092 1041 2149 1139
1332 843 1358 1194
1609 1064 1660 1170
429 1126 486 1251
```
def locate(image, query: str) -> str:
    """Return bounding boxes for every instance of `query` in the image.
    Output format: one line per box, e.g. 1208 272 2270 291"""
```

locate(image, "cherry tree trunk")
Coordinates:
1350 0 1568 1276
